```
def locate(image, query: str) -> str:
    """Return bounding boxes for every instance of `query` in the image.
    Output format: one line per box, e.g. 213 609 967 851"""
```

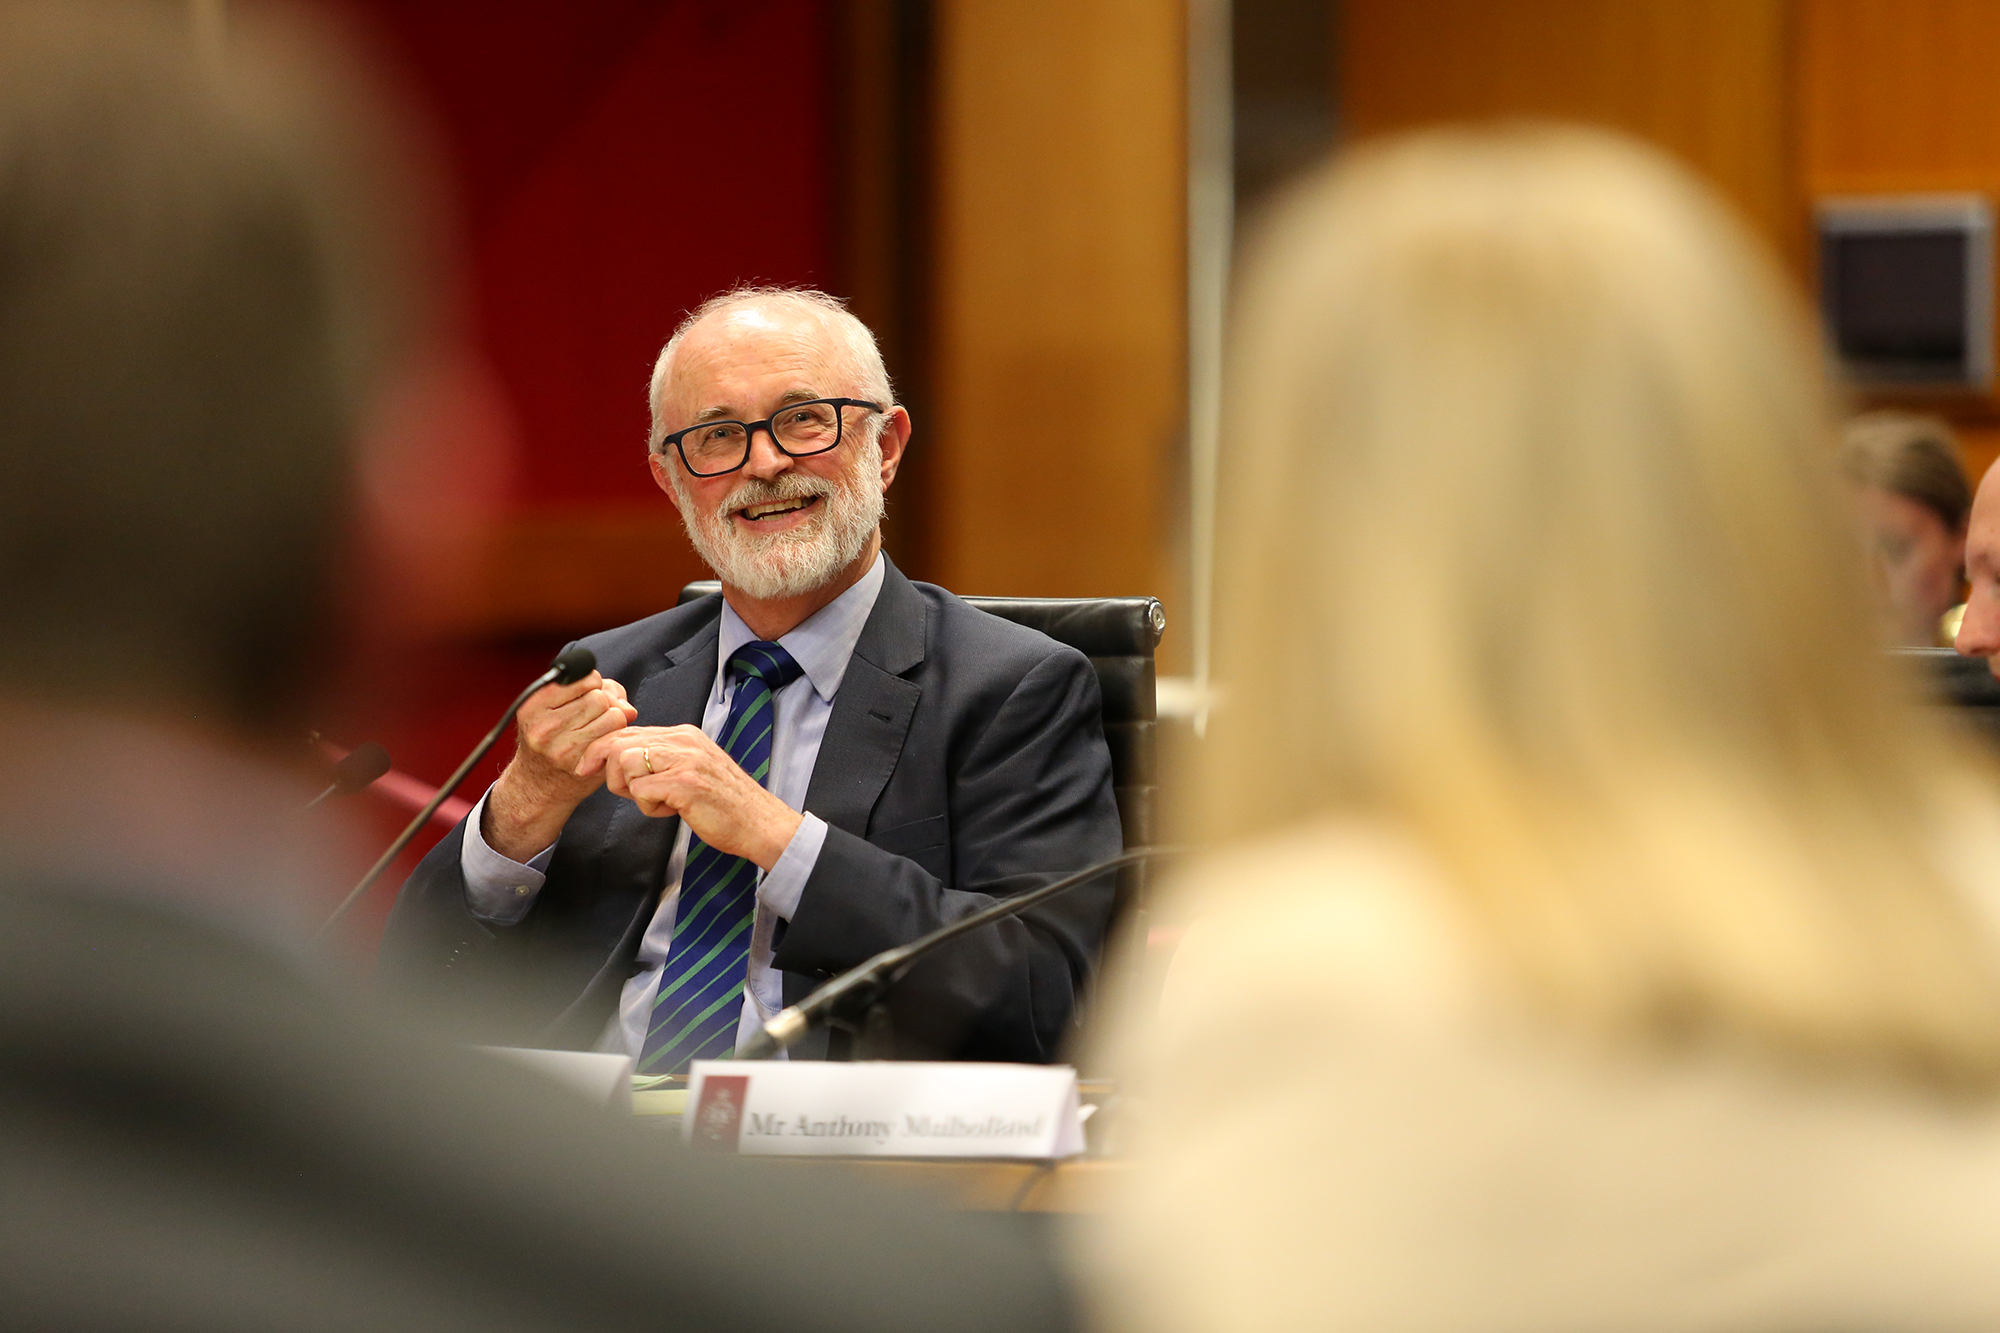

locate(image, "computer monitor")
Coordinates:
1817 194 1993 391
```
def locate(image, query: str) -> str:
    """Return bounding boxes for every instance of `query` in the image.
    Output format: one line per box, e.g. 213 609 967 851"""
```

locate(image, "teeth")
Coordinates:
743 498 811 519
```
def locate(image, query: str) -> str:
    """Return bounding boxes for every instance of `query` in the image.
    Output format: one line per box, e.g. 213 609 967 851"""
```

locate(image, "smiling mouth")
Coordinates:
735 495 821 523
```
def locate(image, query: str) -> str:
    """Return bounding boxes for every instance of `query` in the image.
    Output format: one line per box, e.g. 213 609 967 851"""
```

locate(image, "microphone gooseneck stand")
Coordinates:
315 645 599 940
304 741 392 810
737 844 1185 1061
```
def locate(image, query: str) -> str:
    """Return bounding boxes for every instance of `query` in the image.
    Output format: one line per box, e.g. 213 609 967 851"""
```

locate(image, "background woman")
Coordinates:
1842 410 1972 646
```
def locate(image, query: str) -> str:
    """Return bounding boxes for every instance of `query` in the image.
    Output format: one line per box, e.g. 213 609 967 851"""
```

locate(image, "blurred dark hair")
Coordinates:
0 1 415 730
1841 410 1973 534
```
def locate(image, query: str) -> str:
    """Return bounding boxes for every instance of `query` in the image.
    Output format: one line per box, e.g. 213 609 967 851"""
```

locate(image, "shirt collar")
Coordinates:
715 550 886 703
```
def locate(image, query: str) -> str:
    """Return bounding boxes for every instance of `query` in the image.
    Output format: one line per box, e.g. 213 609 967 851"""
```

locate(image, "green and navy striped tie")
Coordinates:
636 640 804 1075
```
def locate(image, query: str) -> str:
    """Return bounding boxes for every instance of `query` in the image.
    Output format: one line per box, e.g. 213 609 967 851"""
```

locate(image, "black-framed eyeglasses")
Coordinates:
658 397 882 478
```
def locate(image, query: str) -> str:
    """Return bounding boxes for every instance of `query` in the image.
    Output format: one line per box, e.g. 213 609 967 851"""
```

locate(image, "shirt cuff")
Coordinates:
756 812 826 922
459 788 557 926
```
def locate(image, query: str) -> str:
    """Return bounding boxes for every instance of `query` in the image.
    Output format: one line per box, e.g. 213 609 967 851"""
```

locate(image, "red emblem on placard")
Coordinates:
689 1074 750 1151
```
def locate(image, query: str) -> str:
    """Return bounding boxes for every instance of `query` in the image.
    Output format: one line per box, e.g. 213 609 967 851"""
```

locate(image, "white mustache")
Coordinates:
712 473 834 521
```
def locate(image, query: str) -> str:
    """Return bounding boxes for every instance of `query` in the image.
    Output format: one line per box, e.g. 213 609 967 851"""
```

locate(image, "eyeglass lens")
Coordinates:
681 401 845 474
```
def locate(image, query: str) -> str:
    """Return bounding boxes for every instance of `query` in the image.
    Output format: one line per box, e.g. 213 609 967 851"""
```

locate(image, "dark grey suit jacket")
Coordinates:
380 558 1124 1062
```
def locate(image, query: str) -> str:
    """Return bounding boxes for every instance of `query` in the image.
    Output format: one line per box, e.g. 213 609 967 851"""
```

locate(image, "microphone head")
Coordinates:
549 644 596 686
330 741 391 795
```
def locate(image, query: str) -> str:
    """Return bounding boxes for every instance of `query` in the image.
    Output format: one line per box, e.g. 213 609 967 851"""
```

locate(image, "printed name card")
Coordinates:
682 1060 1085 1159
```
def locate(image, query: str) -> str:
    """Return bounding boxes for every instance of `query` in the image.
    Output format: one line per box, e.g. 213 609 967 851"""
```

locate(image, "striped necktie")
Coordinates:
636 640 805 1076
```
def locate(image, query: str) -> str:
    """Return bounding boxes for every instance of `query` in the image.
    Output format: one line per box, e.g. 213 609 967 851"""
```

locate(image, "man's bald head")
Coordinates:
641 286 911 614
647 287 892 447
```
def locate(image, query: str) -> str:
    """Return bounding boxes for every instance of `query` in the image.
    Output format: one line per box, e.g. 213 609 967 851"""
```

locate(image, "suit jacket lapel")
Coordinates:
637 614 721 722
802 559 926 837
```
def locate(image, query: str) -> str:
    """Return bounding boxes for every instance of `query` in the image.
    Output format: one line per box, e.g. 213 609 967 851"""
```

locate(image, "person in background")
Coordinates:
1952 450 2000 680
1842 410 1972 646
1083 123 2000 1333
0 5 1071 1329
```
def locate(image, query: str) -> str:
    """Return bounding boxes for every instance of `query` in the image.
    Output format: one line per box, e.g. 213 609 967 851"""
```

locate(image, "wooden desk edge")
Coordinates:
825 1158 1126 1213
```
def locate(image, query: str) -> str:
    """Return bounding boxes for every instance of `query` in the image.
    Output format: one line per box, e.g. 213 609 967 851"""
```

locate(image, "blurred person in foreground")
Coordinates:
0 5 1071 1330
1083 124 2000 1333
1843 410 1971 646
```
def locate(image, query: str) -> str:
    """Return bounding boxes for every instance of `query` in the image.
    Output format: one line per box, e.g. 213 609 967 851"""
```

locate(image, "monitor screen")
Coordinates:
1824 230 1969 380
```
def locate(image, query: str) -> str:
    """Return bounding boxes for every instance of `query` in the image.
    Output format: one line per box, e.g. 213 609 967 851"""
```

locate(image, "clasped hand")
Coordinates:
484 672 798 870
578 726 802 871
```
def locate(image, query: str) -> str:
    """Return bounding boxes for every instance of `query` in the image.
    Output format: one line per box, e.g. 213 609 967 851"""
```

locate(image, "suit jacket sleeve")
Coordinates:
771 648 1123 1062
377 820 493 992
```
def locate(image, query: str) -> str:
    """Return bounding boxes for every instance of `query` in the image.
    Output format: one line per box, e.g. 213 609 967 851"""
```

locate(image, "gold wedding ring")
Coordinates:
642 747 657 774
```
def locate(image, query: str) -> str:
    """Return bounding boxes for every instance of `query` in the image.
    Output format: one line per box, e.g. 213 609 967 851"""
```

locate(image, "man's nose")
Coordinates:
1954 587 2000 661
741 426 793 479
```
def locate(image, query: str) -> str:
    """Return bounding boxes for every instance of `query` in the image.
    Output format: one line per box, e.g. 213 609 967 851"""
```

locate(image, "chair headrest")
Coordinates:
961 596 1165 657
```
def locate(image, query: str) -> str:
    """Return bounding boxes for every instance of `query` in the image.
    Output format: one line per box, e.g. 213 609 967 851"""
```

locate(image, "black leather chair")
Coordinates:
675 579 1167 932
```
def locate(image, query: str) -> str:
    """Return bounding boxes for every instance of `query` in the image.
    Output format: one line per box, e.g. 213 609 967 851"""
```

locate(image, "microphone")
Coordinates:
737 844 1183 1060
316 645 597 938
304 741 391 810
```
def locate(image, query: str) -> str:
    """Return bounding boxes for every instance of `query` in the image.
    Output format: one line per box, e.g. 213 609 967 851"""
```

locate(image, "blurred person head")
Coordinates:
0 0 457 741
0 0 511 930
645 287 910 606
1203 122 2000 1089
1842 411 1970 646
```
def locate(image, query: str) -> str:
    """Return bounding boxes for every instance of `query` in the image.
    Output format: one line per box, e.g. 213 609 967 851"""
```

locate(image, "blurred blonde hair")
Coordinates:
1208 123 2000 1090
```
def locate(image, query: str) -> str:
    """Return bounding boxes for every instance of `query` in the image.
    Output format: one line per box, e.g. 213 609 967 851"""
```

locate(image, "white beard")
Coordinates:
672 434 885 600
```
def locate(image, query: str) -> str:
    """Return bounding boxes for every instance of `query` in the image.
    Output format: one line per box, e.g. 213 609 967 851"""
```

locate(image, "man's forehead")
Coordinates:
680 303 838 370
1972 468 2000 528
667 303 846 409
1967 471 2000 567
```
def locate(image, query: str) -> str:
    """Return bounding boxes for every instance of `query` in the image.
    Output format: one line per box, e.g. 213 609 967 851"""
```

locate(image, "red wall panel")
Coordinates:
355 0 835 506
319 1 836 948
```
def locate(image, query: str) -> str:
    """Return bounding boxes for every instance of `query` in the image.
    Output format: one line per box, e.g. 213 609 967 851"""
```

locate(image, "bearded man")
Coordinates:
382 287 1124 1067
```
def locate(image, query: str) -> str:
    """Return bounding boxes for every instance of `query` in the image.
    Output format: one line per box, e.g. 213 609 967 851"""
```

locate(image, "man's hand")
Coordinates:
482 671 638 862
579 726 803 870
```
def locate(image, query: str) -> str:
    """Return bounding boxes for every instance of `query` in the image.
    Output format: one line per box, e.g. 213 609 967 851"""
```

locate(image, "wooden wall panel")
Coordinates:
1798 0 2000 482
1340 1 2000 486
1800 0 2000 191
1341 0 1798 262
929 0 1184 600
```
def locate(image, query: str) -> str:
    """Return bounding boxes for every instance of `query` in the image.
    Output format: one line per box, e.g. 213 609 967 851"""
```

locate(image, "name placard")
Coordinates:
682 1061 1085 1159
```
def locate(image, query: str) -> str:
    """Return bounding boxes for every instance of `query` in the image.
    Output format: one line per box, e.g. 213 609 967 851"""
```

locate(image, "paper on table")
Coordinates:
474 1046 633 1112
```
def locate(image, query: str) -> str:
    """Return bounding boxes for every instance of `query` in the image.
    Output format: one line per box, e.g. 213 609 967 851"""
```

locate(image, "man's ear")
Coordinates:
649 450 683 514
876 406 912 491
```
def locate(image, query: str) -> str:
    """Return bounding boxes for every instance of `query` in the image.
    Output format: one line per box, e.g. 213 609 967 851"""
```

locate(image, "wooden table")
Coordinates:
821 1158 1125 1213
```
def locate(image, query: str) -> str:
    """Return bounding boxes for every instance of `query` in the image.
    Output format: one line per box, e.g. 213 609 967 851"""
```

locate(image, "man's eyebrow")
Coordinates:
692 389 825 424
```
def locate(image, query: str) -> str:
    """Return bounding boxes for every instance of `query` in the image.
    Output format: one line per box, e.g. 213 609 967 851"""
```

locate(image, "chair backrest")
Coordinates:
956 595 1166 864
675 581 1166 919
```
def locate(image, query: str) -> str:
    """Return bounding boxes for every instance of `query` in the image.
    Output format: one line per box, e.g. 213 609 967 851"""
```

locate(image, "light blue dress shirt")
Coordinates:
459 552 886 1058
